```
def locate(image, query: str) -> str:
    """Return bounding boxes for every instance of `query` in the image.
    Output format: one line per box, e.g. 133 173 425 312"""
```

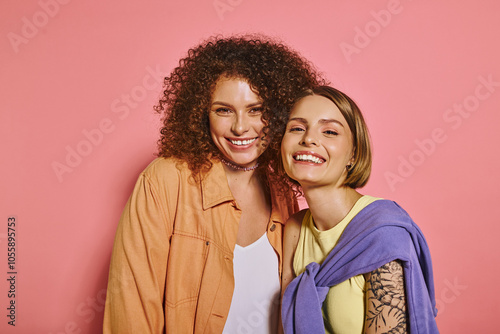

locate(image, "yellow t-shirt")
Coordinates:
293 195 380 334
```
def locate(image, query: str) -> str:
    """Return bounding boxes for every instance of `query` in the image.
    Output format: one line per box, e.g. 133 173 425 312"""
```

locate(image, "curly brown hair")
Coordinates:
155 35 324 188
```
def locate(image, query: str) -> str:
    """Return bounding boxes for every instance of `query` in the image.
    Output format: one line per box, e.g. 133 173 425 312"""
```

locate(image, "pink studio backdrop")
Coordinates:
1 0 499 333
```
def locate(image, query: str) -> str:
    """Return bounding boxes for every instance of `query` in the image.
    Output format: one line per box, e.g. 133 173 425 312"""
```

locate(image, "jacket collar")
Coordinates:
200 160 235 210
268 181 285 225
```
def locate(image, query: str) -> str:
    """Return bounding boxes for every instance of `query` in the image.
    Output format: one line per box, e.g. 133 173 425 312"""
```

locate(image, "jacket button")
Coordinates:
270 224 276 232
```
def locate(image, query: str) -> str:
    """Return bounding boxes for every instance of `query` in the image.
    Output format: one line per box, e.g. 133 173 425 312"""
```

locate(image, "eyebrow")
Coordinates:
212 101 263 108
288 117 344 127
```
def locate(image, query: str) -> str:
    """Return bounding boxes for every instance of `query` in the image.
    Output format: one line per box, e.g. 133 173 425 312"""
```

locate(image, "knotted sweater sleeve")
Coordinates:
281 200 438 334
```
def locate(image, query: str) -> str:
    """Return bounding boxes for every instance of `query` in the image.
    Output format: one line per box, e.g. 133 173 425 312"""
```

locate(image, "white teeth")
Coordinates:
294 154 323 164
230 138 256 146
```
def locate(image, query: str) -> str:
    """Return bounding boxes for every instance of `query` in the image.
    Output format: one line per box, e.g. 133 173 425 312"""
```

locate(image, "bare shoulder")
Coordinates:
283 209 308 253
282 209 309 292
283 209 308 243
285 209 308 231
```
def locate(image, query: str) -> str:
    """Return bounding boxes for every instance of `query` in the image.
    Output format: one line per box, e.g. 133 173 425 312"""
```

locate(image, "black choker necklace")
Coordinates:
221 158 259 171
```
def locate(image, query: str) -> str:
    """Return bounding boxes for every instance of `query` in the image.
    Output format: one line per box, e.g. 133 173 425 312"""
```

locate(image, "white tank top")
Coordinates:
222 233 280 334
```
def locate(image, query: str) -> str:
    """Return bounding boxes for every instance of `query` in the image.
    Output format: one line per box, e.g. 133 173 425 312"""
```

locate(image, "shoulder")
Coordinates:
346 199 427 257
131 158 197 203
287 208 308 226
282 209 308 275
284 208 308 235
141 157 191 185
354 198 415 230
143 157 188 175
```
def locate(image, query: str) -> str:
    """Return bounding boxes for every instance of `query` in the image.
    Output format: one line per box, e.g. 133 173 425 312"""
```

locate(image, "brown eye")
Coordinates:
249 107 263 114
215 108 232 115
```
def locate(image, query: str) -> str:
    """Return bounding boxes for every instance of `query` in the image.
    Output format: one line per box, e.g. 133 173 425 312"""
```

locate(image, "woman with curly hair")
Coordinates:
280 86 438 333
103 35 322 334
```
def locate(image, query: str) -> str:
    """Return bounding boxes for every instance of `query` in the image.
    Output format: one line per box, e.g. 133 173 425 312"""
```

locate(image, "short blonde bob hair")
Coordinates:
290 86 372 189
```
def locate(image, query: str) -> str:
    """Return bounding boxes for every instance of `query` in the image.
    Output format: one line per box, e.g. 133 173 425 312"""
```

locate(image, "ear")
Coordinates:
349 150 355 165
346 152 355 171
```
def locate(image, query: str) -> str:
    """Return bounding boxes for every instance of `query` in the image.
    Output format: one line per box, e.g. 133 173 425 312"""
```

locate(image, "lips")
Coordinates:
292 151 326 164
226 137 257 146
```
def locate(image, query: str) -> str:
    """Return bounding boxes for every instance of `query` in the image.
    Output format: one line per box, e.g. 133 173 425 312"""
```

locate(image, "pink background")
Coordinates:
1 0 499 333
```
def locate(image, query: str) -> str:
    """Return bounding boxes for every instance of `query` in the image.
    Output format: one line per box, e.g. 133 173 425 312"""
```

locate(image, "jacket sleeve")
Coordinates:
103 172 172 334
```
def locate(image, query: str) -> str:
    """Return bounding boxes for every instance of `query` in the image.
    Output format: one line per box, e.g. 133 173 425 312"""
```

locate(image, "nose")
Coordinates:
231 112 250 135
300 130 318 146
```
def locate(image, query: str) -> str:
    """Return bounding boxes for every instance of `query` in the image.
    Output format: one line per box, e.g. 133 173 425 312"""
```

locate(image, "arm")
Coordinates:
103 173 172 334
278 210 306 334
364 260 408 334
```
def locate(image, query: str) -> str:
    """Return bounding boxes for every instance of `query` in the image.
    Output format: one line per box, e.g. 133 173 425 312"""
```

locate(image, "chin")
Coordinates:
228 155 260 166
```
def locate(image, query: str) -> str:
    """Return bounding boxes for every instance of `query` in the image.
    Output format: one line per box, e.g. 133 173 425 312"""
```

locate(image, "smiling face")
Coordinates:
281 94 354 189
209 76 267 168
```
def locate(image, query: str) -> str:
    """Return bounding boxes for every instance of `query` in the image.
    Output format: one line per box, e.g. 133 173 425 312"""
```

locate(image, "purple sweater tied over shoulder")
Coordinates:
281 200 439 334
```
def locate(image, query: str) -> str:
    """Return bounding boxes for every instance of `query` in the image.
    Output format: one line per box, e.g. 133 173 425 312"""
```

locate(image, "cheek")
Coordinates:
208 117 226 138
208 115 216 132
281 137 295 166
252 118 266 133
330 142 354 163
280 146 287 164
280 136 290 156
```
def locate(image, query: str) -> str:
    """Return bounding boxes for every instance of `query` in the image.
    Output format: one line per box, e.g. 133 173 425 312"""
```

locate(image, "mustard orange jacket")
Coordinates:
103 157 297 333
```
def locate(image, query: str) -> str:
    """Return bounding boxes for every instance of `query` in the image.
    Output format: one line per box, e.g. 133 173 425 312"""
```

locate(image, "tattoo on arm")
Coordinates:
364 260 407 334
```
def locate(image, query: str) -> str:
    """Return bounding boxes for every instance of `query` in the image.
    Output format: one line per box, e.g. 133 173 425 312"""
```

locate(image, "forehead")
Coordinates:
212 76 261 100
291 95 346 124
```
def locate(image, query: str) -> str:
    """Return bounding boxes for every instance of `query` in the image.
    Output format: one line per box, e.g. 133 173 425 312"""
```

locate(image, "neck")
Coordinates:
302 184 362 231
222 162 261 187
220 158 260 172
